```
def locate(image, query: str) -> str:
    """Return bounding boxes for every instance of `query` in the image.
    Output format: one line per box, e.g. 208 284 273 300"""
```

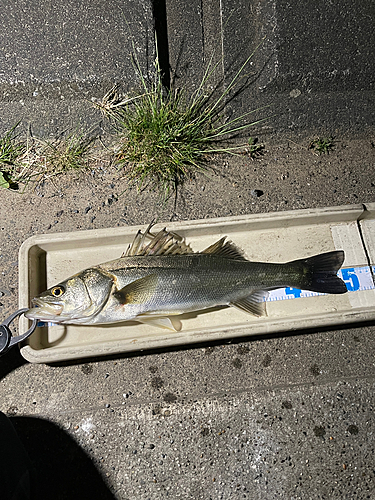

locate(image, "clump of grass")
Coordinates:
95 43 268 199
39 131 94 173
0 127 95 191
0 123 27 189
309 137 335 155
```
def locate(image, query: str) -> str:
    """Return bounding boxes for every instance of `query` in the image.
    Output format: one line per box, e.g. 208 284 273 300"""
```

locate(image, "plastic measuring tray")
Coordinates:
19 203 375 363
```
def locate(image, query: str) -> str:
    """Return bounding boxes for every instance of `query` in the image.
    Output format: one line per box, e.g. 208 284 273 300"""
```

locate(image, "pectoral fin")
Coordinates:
114 274 158 304
230 290 269 317
137 315 182 332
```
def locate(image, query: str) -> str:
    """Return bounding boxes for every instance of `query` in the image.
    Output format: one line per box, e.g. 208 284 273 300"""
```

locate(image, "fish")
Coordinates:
25 223 348 330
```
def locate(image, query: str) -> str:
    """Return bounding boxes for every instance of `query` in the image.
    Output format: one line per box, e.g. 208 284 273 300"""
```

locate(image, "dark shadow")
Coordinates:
6 415 116 500
152 0 171 89
0 344 26 381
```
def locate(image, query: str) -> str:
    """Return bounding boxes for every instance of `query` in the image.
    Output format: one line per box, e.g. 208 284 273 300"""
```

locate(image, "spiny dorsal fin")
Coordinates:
122 223 194 257
230 290 269 317
123 221 156 257
202 238 247 260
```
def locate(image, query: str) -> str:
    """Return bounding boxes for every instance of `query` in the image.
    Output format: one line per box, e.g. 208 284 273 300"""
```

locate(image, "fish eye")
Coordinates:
51 285 65 297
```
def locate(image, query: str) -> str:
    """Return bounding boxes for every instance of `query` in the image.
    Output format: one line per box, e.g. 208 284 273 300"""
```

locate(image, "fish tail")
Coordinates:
294 250 348 294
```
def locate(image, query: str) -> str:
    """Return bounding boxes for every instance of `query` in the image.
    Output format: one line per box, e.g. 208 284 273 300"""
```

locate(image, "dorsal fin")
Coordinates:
123 221 156 257
122 223 194 257
202 238 247 260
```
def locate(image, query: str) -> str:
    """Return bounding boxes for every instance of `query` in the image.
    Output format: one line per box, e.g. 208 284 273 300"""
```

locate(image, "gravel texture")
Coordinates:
0 135 374 499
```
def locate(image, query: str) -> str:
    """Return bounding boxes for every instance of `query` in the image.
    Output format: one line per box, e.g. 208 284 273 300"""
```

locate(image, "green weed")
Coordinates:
0 128 95 191
39 131 94 173
309 137 335 155
0 123 26 189
95 43 268 199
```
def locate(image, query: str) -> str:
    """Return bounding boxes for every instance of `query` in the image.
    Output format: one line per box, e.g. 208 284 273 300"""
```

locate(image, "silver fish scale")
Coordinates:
101 254 297 315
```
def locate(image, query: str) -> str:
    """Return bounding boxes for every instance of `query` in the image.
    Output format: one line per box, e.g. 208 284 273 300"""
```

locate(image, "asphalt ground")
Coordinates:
0 136 374 499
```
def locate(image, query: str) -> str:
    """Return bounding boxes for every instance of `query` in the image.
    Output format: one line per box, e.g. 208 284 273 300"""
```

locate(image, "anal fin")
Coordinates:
230 290 269 317
137 315 182 332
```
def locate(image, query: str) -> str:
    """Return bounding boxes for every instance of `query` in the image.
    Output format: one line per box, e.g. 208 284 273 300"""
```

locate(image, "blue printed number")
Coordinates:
285 287 302 298
340 268 360 292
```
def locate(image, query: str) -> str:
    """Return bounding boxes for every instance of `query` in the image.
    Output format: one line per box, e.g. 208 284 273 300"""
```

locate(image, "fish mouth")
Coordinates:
25 298 64 321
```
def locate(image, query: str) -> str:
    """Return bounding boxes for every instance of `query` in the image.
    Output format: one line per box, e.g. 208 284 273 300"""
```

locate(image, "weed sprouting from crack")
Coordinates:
94 40 269 200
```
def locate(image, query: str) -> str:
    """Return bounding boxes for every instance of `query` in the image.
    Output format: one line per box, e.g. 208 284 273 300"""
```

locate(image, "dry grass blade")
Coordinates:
93 84 148 122
0 127 96 191
38 131 95 173
0 122 27 189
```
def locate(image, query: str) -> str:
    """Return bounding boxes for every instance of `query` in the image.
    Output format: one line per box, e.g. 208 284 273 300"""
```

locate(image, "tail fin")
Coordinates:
294 251 348 294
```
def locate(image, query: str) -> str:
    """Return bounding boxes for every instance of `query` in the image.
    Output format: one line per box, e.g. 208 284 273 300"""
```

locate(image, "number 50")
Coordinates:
340 268 360 292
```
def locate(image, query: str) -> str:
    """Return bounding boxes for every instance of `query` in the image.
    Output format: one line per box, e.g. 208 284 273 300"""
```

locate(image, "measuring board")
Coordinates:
268 266 375 301
18 203 375 363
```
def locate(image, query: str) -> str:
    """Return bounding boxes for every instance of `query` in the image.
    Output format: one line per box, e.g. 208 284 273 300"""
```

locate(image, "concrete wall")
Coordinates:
1 0 374 137
0 0 154 136
164 0 375 138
